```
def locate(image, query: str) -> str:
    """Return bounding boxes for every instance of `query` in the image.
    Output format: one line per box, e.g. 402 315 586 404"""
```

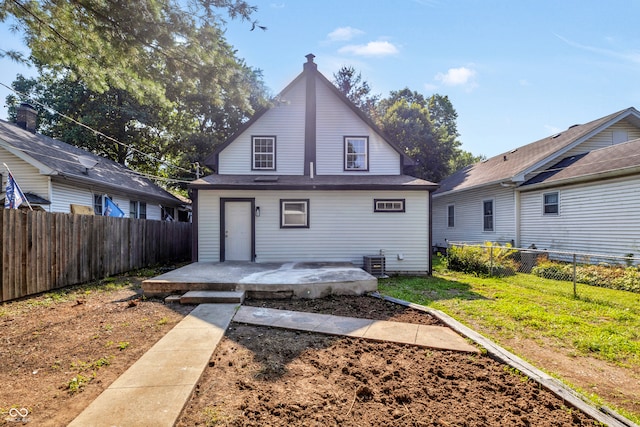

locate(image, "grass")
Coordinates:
378 255 640 423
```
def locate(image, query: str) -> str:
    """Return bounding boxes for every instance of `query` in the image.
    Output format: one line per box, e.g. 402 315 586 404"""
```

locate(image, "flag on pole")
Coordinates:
4 171 28 209
103 196 125 217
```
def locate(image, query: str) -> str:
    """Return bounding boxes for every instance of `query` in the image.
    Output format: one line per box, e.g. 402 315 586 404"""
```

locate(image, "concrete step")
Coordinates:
180 290 245 304
142 280 237 297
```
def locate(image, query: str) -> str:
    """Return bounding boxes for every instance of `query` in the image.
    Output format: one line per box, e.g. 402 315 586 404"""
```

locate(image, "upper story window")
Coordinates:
483 199 494 232
252 136 276 170
344 136 368 171
447 204 455 228
543 192 559 215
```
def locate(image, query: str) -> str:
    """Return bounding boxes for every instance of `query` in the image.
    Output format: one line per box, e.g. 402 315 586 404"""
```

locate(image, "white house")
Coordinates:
0 104 186 220
433 107 640 257
190 54 438 273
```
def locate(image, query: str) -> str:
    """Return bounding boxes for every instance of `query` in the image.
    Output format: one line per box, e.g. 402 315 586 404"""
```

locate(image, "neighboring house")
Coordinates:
189 54 438 273
433 107 640 257
0 104 186 220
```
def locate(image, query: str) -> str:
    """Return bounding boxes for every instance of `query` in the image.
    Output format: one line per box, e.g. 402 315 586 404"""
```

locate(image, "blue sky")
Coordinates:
2 0 640 158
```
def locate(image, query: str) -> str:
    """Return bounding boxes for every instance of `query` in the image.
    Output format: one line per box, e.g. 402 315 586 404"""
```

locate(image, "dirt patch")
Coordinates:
0 278 192 426
177 296 599 426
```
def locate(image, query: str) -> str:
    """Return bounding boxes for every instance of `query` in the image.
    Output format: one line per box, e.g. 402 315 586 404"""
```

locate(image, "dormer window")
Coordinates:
252 136 276 170
344 136 368 171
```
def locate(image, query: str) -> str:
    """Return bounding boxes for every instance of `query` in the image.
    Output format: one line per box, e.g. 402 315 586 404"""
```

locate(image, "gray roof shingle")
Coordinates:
435 107 640 195
0 119 182 205
522 137 640 188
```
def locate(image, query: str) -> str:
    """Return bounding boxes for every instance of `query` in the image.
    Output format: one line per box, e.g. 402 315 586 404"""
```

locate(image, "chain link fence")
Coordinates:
445 242 640 296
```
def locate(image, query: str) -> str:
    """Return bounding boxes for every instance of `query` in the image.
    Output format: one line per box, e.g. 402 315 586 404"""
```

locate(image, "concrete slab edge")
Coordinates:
370 292 638 427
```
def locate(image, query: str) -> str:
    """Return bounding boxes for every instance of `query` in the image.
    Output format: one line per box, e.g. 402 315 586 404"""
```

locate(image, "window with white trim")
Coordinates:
93 194 103 215
280 199 309 228
344 136 368 171
130 201 147 219
543 192 559 215
374 199 405 212
447 204 455 227
483 199 494 231
252 136 276 170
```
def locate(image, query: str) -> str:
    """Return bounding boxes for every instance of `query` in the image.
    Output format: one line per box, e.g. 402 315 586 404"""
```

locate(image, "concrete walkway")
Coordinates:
68 304 238 427
68 304 477 426
234 306 478 353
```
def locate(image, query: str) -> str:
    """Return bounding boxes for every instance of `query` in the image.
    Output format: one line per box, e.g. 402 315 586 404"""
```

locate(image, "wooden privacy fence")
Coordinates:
1 209 192 302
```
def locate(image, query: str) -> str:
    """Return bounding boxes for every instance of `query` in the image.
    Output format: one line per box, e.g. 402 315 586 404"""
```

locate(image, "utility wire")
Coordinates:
0 81 196 177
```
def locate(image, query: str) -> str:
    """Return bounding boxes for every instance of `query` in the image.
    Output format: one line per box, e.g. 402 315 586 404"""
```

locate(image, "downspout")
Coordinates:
514 188 521 247
428 190 433 275
190 188 199 262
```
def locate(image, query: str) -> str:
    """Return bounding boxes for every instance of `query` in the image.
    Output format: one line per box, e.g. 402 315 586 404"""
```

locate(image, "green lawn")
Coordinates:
378 255 640 422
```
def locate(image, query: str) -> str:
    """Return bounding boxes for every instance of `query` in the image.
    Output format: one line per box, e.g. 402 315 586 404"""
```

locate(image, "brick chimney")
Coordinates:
16 103 37 133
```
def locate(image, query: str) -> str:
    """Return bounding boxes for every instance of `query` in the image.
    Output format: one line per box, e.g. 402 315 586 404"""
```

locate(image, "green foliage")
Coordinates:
532 260 640 293
67 373 94 393
331 70 483 182
3 2 270 186
447 243 517 277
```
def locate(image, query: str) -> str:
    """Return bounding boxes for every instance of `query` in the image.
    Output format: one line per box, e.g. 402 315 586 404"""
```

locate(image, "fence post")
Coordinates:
489 245 494 276
572 253 577 298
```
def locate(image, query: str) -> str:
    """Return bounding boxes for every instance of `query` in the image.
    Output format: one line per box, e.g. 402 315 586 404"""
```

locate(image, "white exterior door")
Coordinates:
224 201 252 261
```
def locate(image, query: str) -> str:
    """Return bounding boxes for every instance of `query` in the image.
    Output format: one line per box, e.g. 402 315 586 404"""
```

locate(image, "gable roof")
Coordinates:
204 54 414 171
521 137 640 189
435 107 640 195
0 119 182 205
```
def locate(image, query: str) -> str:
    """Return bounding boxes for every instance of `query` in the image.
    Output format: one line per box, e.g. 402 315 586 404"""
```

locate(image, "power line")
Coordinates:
0 81 197 177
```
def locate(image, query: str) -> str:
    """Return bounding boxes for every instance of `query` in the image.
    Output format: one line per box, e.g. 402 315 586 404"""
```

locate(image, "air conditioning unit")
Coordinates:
363 255 385 277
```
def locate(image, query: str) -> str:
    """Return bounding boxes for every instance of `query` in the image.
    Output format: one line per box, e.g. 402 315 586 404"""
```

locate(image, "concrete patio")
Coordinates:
142 261 378 299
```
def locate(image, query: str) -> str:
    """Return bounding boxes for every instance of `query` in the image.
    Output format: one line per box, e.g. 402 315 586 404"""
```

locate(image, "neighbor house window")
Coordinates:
344 136 368 171
130 201 147 219
281 199 309 228
93 194 103 215
252 136 276 170
374 199 405 212
447 205 455 227
543 192 559 215
483 200 494 231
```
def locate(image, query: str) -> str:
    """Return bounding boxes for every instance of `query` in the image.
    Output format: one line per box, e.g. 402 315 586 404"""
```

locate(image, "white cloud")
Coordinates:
327 26 365 42
555 33 640 65
338 41 399 57
435 67 477 86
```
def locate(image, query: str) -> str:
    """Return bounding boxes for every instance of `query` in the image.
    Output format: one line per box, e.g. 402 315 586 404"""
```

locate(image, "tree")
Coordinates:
0 0 264 107
332 66 379 118
4 3 269 185
375 88 457 182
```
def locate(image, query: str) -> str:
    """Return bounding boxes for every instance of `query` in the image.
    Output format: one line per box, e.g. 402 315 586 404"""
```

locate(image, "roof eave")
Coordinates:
518 165 640 192
53 174 183 205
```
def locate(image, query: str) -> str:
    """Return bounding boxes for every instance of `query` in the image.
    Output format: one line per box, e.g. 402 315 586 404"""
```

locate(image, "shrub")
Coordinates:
447 243 517 277
532 259 640 294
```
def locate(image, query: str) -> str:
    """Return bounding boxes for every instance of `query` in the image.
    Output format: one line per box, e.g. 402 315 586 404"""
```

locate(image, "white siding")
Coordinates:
563 120 640 158
0 149 51 209
218 81 306 175
198 189 430 272
51 183 93 213
316 82 400 175
432 186 516 247
520 177 640 257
